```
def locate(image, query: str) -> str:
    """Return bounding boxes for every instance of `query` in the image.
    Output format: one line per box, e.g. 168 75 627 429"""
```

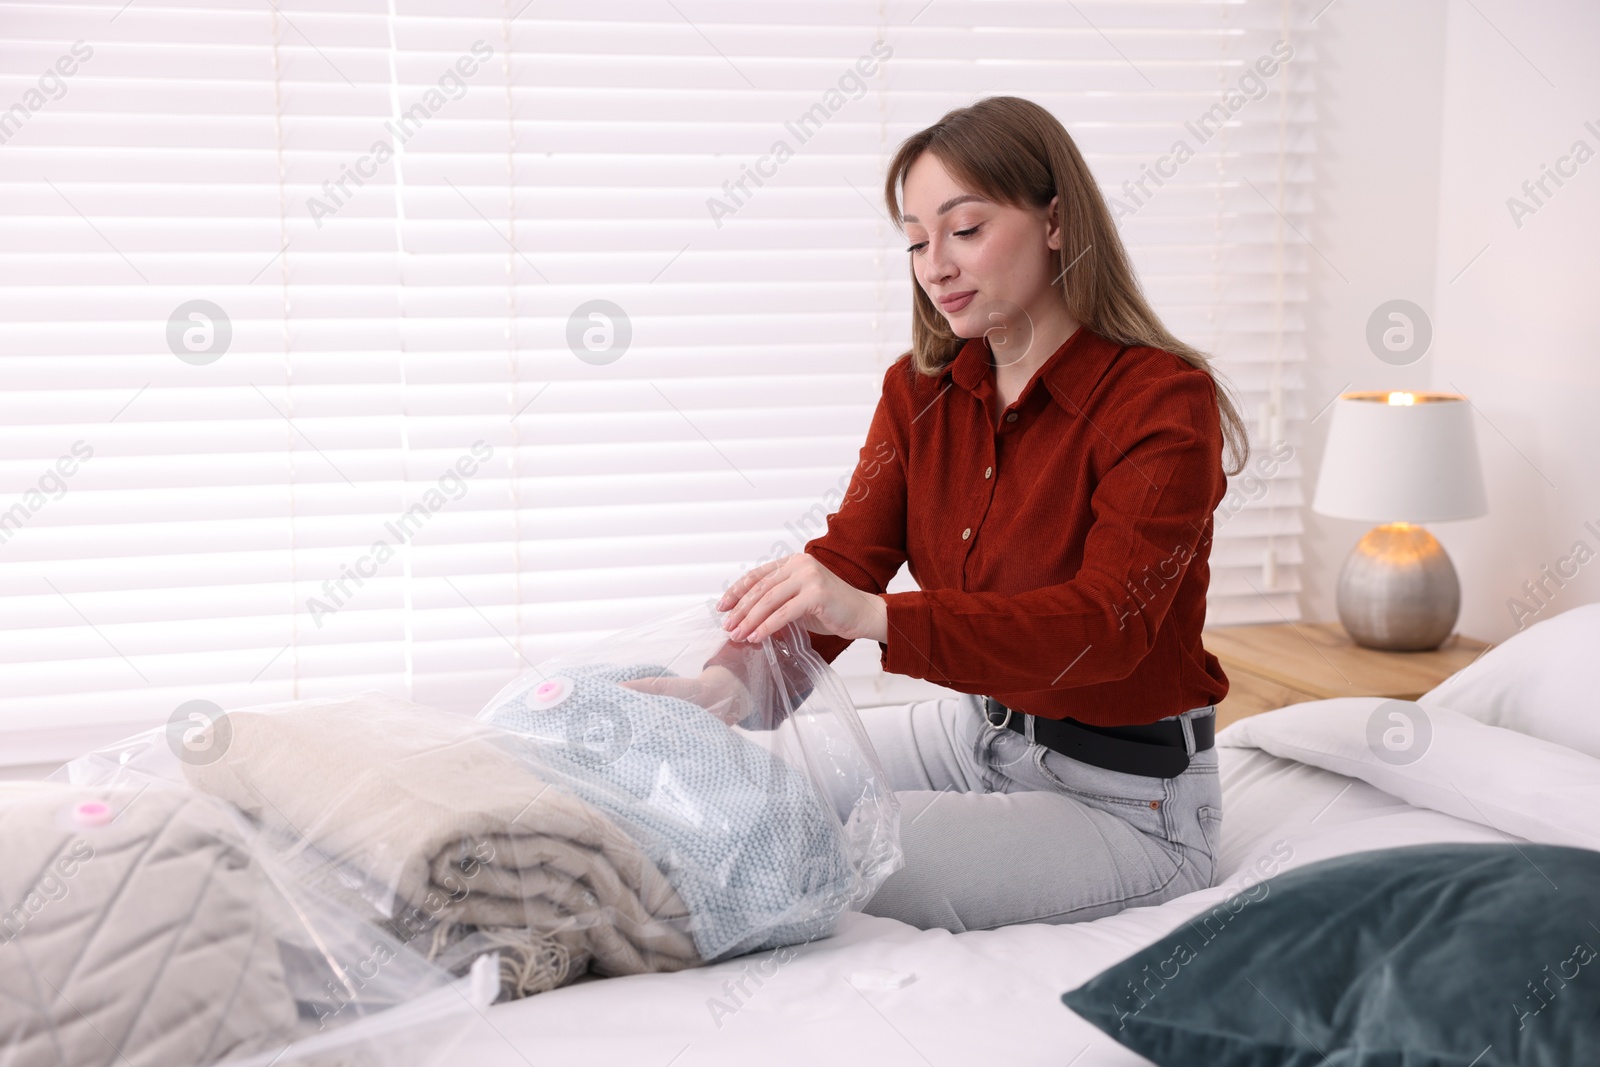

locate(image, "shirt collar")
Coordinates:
944 324 1123 416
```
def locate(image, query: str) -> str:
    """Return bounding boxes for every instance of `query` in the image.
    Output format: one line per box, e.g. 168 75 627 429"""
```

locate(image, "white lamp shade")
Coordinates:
1311 391 1488 523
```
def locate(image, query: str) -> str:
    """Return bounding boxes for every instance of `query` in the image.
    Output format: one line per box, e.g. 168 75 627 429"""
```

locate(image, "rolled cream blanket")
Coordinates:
182 692 701 989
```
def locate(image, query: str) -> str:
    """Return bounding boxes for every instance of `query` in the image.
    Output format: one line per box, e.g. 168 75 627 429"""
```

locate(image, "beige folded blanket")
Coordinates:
183 692 700 995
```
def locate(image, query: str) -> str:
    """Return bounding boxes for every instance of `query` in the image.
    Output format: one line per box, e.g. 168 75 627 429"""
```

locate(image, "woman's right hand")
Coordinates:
619 665 752 726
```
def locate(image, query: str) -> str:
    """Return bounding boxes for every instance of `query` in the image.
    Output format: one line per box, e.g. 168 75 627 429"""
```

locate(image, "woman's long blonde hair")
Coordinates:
883 95 1250 476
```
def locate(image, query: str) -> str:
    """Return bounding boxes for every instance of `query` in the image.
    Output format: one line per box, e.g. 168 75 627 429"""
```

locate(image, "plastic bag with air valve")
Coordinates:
1 772 491 1067
7 594 899 1066
478 596 903 963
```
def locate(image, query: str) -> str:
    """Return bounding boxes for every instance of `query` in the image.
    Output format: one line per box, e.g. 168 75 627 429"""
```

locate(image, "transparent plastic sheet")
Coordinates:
478 597 903 964
1 776 493 1067
12 594 899 1058
49 690 710 1004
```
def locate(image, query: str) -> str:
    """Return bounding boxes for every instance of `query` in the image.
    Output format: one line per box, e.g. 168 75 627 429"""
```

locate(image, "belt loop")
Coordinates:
1180 713 1196 758
1024 713 1035 745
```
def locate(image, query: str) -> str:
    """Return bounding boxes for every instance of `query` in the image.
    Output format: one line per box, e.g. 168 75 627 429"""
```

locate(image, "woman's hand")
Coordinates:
717 553 888 646
619 666 752 726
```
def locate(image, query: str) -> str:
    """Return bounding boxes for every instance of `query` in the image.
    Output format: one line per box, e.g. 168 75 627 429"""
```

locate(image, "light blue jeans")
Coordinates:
857 694 1222 932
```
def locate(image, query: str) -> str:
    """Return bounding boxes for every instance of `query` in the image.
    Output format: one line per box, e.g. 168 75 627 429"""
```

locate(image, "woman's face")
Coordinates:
900 152 1062 363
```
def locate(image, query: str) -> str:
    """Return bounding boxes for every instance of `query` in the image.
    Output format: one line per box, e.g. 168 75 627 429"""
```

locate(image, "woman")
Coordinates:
649 96 1245 933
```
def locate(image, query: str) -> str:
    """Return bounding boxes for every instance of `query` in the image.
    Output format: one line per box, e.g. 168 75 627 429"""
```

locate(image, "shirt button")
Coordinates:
984 466 993 479
961 528 971 540
1005 412 1018 423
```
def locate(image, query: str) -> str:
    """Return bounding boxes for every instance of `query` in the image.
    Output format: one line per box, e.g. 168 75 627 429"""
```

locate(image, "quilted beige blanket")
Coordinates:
183 692 701 995
0 784 299 1067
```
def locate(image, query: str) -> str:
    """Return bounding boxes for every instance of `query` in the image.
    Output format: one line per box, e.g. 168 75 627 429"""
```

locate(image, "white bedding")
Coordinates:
450 697 1600 1067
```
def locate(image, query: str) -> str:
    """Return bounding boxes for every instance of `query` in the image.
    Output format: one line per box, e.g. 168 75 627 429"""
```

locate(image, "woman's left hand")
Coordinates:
717 554 888 645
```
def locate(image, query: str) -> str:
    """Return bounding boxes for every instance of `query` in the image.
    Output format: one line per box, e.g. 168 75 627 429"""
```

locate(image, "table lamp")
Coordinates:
1310 390 1488 651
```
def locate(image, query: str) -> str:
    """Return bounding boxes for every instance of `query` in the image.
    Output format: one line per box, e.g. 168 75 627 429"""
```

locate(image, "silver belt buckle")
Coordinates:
982 697 1012 730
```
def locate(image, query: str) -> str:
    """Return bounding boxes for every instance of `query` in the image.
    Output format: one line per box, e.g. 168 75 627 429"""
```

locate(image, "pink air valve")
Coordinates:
72 800 114 827
529 676 573 709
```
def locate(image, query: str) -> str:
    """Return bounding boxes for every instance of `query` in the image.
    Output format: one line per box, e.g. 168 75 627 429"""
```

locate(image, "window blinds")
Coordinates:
0 0 1314 763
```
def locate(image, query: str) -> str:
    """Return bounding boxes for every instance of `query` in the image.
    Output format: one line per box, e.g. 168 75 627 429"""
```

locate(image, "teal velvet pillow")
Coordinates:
1061 843 1599 1067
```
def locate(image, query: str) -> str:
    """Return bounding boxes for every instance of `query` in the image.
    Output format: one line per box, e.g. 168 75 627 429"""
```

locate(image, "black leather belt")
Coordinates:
982 697 1215 779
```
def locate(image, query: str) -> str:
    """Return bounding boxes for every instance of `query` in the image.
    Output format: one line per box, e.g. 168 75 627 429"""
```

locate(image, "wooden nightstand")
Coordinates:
1201 622 1494 732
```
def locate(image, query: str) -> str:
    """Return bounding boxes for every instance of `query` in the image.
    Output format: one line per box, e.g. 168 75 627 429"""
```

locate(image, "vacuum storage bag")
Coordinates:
479 597 903 964
53 689 704 1007
0 778 490 1067
23 595 898 1041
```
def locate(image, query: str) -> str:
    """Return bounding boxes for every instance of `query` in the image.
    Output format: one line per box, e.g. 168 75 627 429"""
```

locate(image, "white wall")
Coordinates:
1299 0 1599 645
1428 0 1600 643
1296 0 1451 625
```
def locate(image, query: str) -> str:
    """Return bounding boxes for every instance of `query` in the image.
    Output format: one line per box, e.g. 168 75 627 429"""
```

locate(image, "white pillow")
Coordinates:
1220 697 1600 852
1418 601 1600 759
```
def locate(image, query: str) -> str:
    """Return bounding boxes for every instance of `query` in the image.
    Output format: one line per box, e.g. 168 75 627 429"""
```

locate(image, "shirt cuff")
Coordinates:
880 591 939 683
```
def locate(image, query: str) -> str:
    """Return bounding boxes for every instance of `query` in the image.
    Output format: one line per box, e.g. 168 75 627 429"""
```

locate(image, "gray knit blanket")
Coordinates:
488 662 853 961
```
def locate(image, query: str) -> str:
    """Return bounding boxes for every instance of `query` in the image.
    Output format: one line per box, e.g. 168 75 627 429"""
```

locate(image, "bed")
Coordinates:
9 606 1595 1066
448 605 1600 1066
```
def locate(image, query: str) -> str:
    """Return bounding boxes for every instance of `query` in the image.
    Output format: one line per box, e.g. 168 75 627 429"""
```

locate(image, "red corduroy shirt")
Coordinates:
717 325 1230 728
